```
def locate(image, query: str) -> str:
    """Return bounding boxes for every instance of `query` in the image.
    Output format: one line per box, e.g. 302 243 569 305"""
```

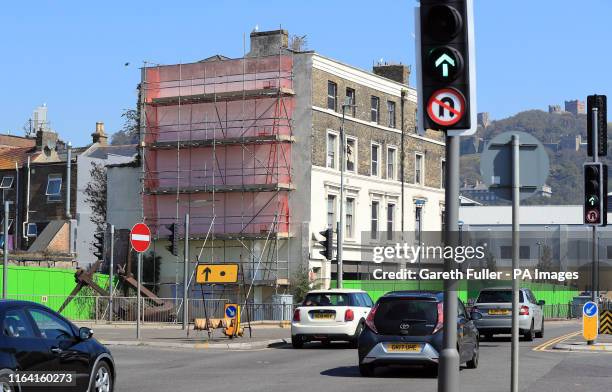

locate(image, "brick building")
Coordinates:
140 29 445 300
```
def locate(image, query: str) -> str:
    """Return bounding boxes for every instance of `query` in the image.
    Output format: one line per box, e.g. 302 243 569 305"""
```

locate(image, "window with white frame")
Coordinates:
415 153 424 185
345 197 355 239
346 137 357 173
0 176 14 189
327 195 336 229
326 132 338 169
387 147 397 180
346 88 356 117
371 143 380 177
371 201 379 239
387 203 395 240
327 81 337 111
387 101 396 128
415 205 422 234
370 96 380 123
45 174 62 202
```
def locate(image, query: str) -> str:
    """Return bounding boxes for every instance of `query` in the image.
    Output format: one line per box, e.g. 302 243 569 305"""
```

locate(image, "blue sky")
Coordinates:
1 1 611 146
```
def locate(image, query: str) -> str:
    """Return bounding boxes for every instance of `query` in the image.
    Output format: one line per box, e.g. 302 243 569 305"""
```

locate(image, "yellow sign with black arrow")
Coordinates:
195 263 239 284
600 310 612 334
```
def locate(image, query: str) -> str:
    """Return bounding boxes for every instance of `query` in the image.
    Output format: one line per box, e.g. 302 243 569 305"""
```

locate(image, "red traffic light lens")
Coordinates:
425 5 463 42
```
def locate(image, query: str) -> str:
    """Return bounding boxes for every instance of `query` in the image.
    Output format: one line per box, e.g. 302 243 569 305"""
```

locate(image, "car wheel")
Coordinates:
350 322 364 348
523 320 534 341
359 363 375 377
535 318 544 338
291 336 304 349
466 341 479 369
90 361 113 392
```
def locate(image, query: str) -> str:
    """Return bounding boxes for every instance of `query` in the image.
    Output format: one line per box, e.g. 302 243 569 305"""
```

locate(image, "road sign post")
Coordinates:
480 131 549 392
583 301 599 344
130 223 151 340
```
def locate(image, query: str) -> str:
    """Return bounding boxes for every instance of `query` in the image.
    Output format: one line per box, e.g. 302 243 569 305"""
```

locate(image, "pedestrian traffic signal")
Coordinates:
584 162 607 226
93 232 105 260
166 223 179 256
318 228 333 260
417 0 475 133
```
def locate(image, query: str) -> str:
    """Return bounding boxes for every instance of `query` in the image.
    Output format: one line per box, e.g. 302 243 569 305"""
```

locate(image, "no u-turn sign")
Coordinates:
426 88 466 127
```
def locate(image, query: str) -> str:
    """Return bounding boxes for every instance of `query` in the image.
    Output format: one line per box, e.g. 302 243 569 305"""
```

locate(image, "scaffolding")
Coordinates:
141 52 294 301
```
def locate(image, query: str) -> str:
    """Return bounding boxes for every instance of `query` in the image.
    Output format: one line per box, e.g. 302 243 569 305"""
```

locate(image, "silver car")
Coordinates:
470 287 545 341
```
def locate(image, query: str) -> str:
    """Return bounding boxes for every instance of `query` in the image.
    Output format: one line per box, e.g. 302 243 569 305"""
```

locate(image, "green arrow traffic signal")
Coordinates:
435 53 455 77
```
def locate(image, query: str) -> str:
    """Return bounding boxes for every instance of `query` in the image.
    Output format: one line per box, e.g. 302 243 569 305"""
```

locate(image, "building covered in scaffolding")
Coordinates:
140 29 446 302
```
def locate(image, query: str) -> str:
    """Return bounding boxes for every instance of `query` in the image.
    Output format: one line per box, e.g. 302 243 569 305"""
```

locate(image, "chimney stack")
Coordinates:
92 122 108 145
247 29 289 57
372 64 410 85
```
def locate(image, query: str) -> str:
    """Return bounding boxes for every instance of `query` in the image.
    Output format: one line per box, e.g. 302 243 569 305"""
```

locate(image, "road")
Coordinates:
111 321 612 392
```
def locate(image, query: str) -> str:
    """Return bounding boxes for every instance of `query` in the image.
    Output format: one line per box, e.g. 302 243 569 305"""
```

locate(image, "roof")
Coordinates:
382 291 444 300
307 289 366 294
0 134 36 148
0 146 38 170
85 144 137 159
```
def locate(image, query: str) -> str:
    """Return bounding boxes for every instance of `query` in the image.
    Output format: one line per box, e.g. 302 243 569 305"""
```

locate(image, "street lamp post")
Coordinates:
337 97 355 289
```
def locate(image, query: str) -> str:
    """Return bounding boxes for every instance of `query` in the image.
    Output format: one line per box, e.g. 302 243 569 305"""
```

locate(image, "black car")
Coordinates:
357 291 480 377
0 300 115 392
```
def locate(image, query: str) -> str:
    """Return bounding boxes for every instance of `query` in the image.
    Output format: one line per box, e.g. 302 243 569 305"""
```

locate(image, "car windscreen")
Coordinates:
477 290 524 303
302 293 350 306
374 298 438 335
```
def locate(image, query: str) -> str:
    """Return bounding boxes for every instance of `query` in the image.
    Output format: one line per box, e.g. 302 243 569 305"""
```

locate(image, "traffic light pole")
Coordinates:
590 106 599 325
109 224 114 323
511 134 520 392
439 135 460 392
183 213 190 330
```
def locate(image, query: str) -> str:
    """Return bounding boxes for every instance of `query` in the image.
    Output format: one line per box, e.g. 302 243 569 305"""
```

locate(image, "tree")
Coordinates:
83 162 107 234
111 108 139 145
289 266 318 303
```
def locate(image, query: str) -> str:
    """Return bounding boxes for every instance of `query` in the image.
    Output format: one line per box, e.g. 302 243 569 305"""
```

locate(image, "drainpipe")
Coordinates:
14 163 19 250
25 156 31 243
65 142 72 219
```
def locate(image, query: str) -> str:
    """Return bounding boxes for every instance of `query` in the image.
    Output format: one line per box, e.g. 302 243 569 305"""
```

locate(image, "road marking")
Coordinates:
533 331 580 352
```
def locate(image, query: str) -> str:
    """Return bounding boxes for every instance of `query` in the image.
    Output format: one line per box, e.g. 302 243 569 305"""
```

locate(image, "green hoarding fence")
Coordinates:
332 279 579 317
0 265 109 320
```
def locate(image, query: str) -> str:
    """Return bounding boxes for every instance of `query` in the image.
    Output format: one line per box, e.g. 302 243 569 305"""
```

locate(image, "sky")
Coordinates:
1 0 611 146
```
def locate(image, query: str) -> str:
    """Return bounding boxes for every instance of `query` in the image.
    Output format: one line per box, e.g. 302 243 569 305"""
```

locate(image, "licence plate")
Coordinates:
386 343 422 352
489 309 510 315
313 313 335 320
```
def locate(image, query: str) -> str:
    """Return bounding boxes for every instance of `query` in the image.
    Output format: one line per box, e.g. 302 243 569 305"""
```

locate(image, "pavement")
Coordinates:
105 320 612 392
78 321 291 350
553 330 612 352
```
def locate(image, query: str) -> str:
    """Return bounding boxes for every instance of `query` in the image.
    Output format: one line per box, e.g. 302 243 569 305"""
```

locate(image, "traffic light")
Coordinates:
166 223 179 256
318 228 333 260
93 232 105 260
584 163 607 226
417 0 475 132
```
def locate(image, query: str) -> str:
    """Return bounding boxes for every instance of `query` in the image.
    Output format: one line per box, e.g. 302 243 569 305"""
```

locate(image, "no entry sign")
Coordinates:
426 88 466 127
130 223 151 253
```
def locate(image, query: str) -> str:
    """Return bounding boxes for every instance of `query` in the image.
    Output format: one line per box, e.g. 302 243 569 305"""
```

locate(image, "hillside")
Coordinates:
461 109 612 205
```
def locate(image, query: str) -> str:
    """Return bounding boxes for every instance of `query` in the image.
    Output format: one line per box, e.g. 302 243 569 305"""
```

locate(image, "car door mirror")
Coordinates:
537 300 545 306
470 311 483 321
79 327 93 341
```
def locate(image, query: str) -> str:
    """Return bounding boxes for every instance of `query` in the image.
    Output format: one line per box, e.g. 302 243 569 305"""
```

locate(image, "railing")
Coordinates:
543 303 573 319
5 294 295 324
